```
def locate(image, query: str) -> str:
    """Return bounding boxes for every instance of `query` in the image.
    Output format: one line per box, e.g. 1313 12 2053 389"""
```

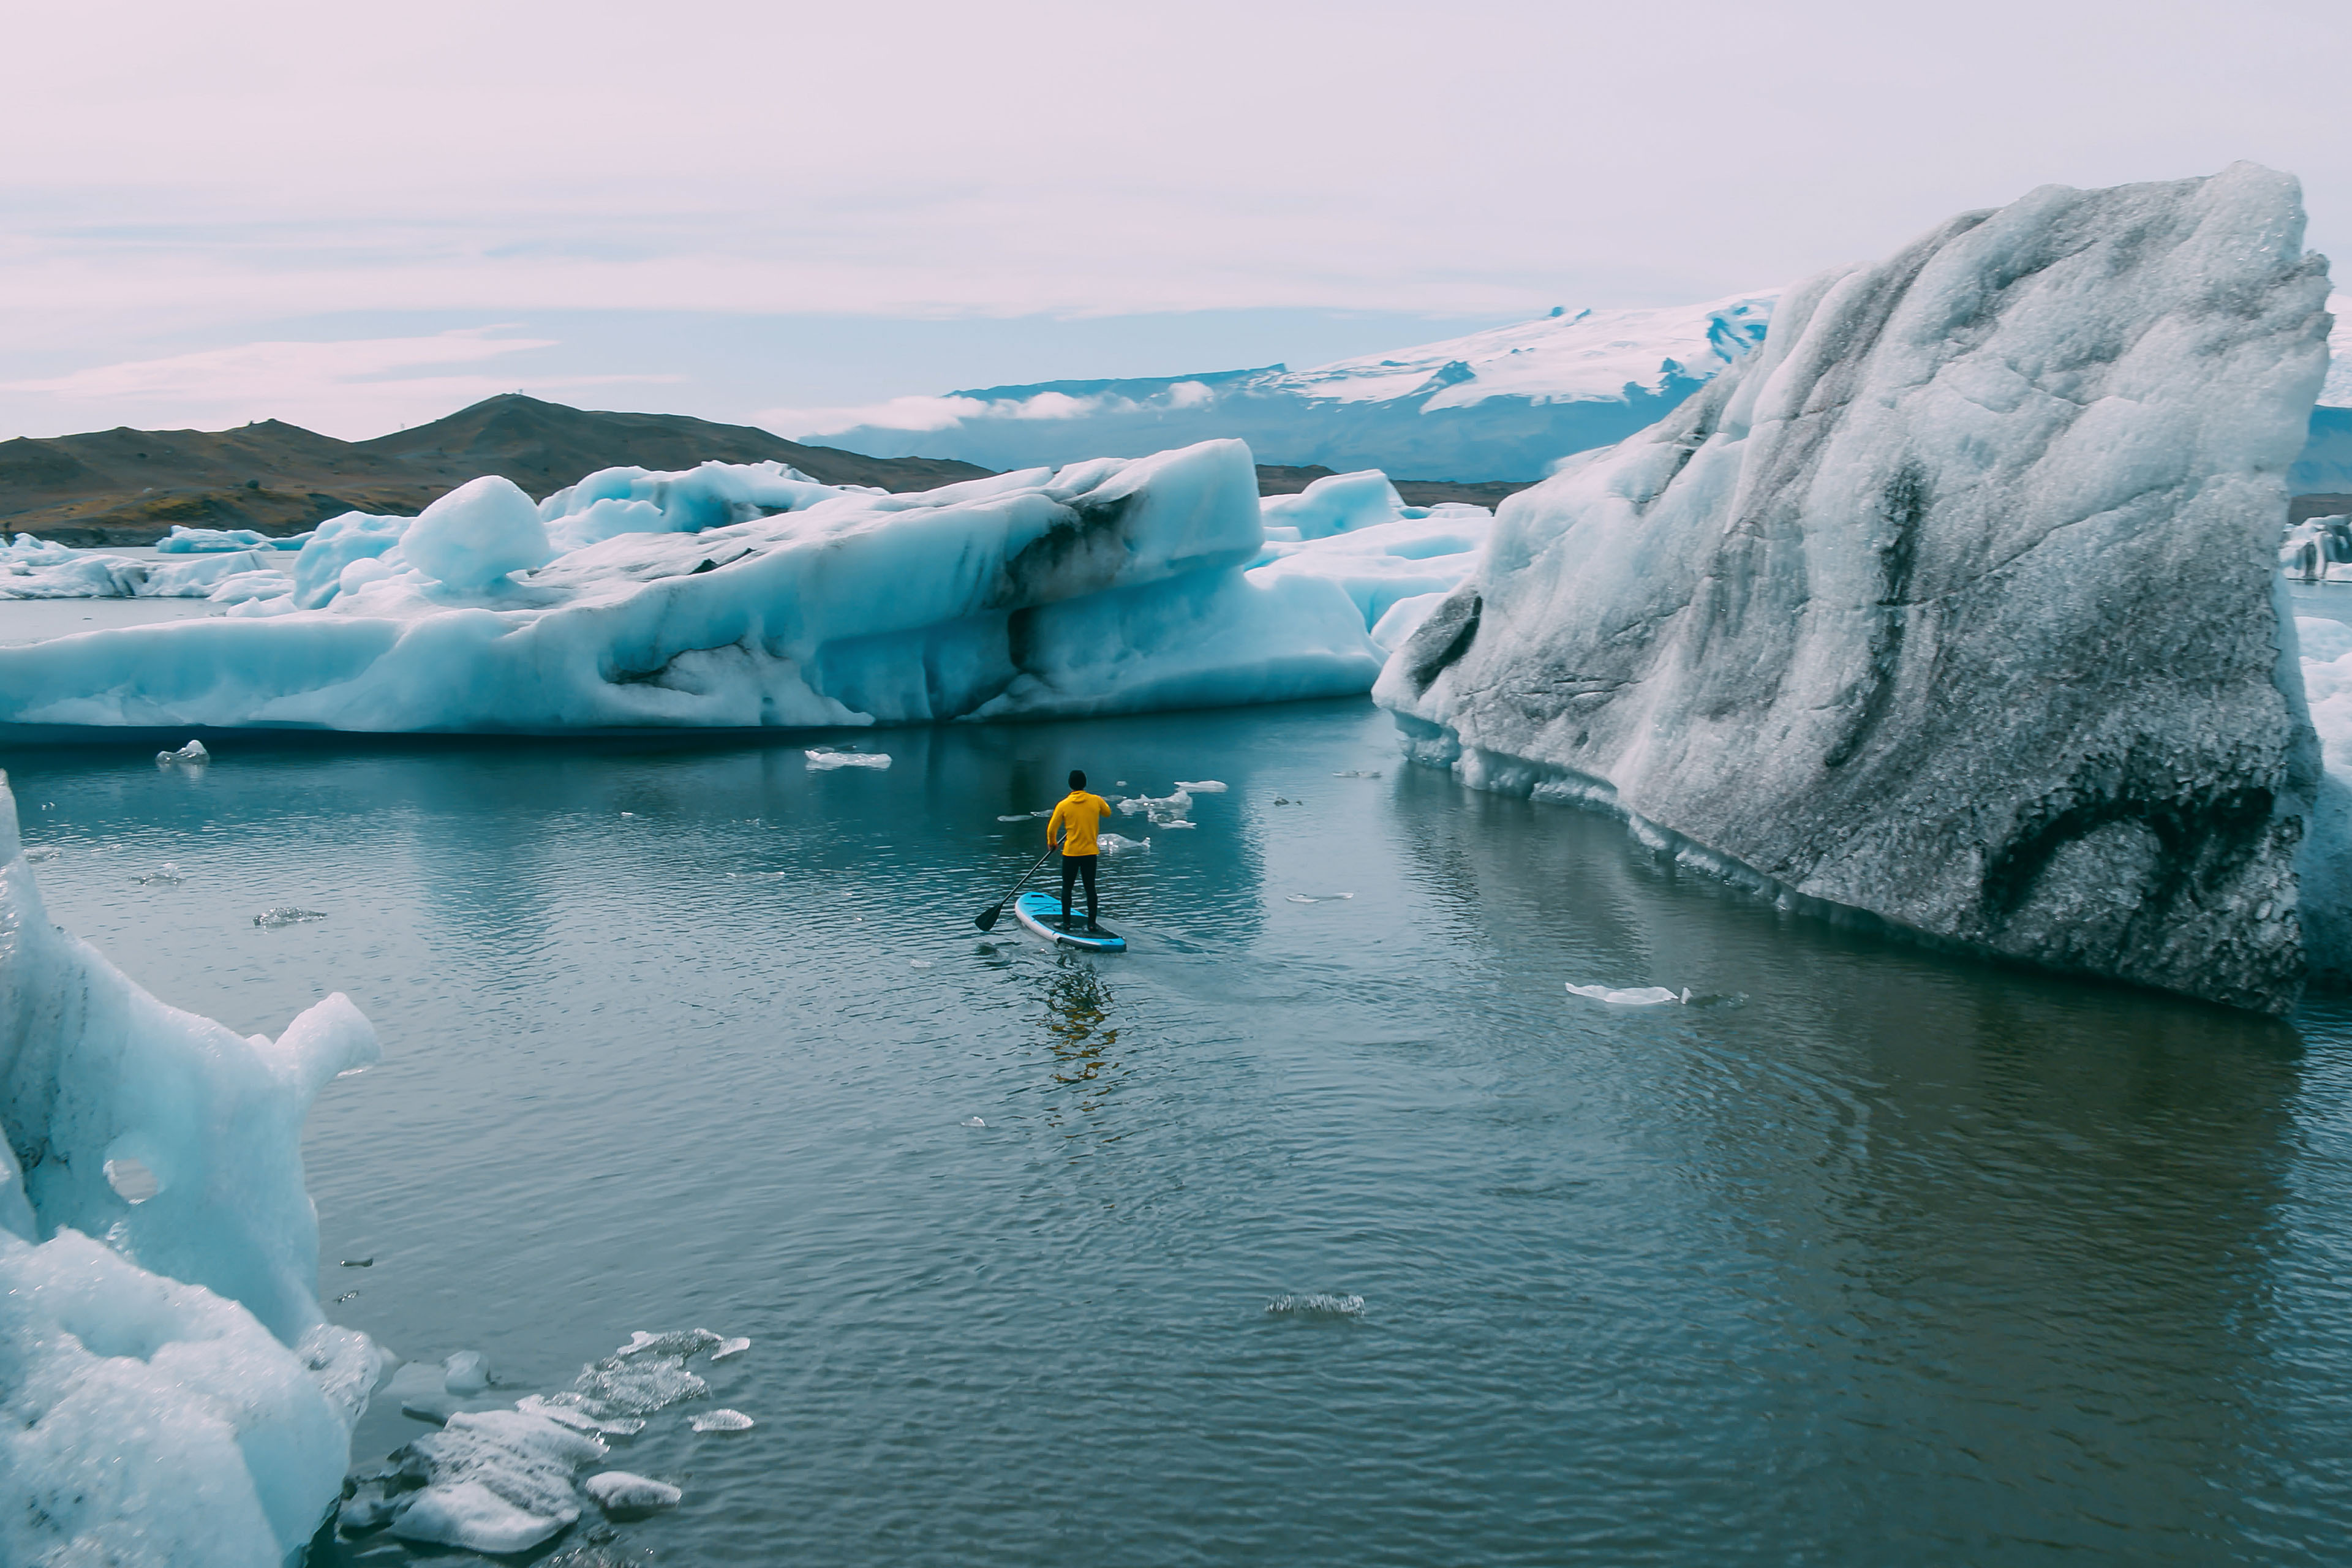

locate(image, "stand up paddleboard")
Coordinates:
1012 890 1128 952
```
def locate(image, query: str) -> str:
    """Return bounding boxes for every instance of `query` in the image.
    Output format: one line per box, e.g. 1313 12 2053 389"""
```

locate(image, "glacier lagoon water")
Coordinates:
10 697 2352 1567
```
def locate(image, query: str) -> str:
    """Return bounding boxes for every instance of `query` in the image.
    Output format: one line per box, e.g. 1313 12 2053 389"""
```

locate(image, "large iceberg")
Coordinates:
0 441 1487 733
0 774 382 1564
1378 164 2334 1014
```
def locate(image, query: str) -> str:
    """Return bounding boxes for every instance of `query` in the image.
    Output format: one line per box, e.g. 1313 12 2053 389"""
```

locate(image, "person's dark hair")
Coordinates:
1069 769 1086 790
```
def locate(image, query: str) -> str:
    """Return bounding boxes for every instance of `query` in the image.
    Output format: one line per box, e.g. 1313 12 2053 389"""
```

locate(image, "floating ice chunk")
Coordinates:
572 1332 714 1415
254 906 327 928
442 1350 491 1394
1564 983 1689 1006
516 1393 646 1436
1331 769 1382 778
1119 787 1191 818
23 844 59 861
997 813 1032 822
586 1470 682 1515
386 1409 608 1554
710 1336 751 1360
1098 833 1152 855
1155 818 1196 829
1173 779 1227 793
691 1409 755 1431
1284 892 1354 903
156 738 208 765
806 748 892 770
1265 1293 1366 1317
962 1117 986 1128
132 862 185 884
909 958 935 969
157 525 279 554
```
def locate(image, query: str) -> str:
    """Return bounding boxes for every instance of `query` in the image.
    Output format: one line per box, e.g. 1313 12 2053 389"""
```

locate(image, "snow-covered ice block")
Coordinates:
387 1409 607 1553
1380 164 2332 1014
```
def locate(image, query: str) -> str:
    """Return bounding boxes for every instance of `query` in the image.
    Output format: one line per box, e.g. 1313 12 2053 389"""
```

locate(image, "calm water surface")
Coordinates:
8 698 2352 1567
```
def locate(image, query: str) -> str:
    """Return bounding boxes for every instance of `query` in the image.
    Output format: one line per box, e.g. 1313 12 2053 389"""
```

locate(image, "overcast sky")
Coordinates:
2 0 2341 441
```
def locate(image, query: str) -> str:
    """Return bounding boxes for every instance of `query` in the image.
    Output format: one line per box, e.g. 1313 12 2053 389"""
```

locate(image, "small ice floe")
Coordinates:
1265 1293 1367 1317
619 810 635 818
154 739 208 766
710 1336 751 1361
691 1409 755 1432
909 958 935 969
1173 779 1227 793
442 1351 492 1395
1565 982 1690 1006
805 748 891 770
1098 833 1152 856
384 1359 507 1426
586 1471 682 1517
573 1329 722 1416
380 1408 609 1553
340 1256 374 1267
1156 819 1196 829
1285 892 1354 903
130 863 184 885
252 906 327 927
997 813 1031 822
962 1116 986 1128
22 845 59 862
1332 769 1383 778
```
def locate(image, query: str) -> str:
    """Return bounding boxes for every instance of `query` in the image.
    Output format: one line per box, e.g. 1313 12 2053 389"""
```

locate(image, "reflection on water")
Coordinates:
6 698 2352 1567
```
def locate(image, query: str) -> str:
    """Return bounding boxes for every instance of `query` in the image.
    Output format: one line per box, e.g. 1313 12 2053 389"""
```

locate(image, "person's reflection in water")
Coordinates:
1039 962 1125 1137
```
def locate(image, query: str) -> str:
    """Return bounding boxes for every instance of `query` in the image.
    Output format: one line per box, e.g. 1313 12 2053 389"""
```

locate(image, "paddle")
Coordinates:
974 845 1057 931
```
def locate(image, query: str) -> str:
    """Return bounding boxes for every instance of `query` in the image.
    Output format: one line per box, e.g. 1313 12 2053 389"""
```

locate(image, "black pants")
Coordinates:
1058 854 1098 925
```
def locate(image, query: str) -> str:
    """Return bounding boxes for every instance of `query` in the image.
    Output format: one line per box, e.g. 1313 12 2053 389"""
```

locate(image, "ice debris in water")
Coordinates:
131 862 184 884
154 738 208 765
443 1349 491 1394
1099 833 1152 856
570 1328 722 1416
962 1116 986 1128
253 905 327 927
909 958 935 969
585 1471 682 1515
1173 779 1227 792
380 1409 609 1554
711 1336 751 1360
1565 983 1689 1006
1285 892 1354 903
1332 769 1382 778
1265 1293 1367 1317
692 1409 756 1431
806 748 891 770
515 1393 645 1436
22 844 59 861
997 813 1032 822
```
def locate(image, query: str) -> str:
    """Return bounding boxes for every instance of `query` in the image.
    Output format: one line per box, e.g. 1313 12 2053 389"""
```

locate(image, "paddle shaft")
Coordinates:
976 844 1057 929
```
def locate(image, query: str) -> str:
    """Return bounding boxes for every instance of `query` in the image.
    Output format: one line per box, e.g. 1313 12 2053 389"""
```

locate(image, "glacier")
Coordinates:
785 294 1777 479
0 772 383 1565
1377 164 2334 1014
0 444 1489 733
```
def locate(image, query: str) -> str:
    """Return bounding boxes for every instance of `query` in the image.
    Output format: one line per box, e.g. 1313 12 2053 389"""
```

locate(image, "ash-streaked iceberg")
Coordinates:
0 772 383 1566
0 440 1491 733
1379 164 2334 1014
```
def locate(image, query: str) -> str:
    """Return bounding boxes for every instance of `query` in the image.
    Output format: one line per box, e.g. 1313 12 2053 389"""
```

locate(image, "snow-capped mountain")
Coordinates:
778 293 1778 481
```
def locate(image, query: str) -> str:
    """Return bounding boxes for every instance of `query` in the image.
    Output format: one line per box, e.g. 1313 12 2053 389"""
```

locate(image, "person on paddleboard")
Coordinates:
1046 769 1113 932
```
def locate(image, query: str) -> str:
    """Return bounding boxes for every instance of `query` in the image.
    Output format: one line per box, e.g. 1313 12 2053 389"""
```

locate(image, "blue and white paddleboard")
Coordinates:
1012 890 1128 952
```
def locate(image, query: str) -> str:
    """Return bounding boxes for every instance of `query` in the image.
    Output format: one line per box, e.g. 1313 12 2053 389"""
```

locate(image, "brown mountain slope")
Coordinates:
0 395 993 548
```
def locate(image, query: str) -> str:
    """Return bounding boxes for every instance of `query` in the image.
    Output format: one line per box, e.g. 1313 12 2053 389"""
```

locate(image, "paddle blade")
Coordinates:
974 905 1002 931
